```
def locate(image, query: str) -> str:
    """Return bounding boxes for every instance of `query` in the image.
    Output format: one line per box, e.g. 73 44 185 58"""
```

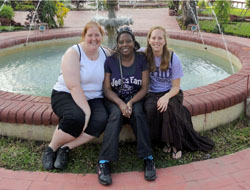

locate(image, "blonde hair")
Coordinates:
81 21 105 41
146 26 171 72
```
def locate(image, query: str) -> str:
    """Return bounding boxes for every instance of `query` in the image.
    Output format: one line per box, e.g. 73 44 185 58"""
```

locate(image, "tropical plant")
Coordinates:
56 2 70 27
26 0 57 28
214 0 231 24
0 5 14 19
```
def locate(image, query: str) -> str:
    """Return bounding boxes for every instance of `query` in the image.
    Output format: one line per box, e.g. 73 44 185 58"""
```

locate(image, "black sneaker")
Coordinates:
54 146 70 169
144 159 157 181
97 162 112 185
42 146 55 170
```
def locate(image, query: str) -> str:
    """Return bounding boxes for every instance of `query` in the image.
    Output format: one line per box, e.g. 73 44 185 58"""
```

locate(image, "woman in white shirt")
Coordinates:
42 21 108 171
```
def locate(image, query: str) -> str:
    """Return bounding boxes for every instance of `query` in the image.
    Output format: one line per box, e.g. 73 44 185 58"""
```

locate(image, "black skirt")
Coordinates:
144 90 214 152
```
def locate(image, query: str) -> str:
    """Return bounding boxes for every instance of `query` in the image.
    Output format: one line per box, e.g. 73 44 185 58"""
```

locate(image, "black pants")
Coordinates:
99 98 152 161
144 90 214 152
51 90 108 138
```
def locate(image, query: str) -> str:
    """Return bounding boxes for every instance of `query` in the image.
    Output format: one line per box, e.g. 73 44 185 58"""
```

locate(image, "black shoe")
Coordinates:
144 159 157 181
54 146 70 169
42 146 55 170
97 162 112 185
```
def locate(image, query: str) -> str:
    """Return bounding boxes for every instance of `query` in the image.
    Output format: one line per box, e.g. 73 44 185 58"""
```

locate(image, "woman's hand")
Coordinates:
118 101 129 117
157 78 181 113
126 101 133 118
157 95 169 113
82 109 91 132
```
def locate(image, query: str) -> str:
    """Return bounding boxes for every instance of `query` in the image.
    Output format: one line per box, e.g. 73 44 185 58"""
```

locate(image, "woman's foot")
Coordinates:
42 146 56 170
54 146 70 169
163 144 171 153
172 147 182 159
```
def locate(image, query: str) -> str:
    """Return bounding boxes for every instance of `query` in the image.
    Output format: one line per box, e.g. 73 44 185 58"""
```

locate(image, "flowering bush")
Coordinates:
56 2 70 27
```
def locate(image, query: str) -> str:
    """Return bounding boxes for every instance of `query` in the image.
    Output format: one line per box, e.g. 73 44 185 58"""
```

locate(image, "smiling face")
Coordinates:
148 28 166 56
117 33 134 56
83 25 103 51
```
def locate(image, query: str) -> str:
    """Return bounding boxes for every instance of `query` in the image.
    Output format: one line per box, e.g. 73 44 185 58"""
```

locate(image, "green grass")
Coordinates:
200 7 250 17
199 20 250 38
0 115 249 174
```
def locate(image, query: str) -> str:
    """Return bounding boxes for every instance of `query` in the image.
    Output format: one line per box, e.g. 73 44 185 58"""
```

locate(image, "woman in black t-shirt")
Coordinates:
97 27 156 185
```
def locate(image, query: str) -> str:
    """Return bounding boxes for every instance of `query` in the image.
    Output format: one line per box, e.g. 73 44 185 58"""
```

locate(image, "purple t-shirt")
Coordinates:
149 52 183 92
104 52 147 101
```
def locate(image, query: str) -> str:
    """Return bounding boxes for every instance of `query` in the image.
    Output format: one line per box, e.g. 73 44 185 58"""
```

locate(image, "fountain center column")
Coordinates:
93 0 133 49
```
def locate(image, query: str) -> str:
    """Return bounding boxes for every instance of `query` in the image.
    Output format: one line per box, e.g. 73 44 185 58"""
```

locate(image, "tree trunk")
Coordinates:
183 0 197 27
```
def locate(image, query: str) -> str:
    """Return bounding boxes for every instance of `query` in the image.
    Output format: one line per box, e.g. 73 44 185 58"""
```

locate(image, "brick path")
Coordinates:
1 7 250 190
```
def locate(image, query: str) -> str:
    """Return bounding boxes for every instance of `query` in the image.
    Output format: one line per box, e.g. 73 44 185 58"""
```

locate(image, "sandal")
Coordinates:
172 147 182 159
163 144 171 153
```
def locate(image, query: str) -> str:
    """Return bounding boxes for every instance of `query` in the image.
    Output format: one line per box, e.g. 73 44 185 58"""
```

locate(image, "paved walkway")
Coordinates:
1 8 250 190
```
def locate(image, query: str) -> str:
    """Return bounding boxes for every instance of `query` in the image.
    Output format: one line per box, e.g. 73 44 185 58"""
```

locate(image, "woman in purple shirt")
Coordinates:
144 26 214 159
97 27 156 186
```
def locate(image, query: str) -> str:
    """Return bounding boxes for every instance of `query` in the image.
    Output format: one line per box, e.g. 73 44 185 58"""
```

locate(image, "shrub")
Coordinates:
0 5 14 19
246 0 250 9
198 0 207 9
56 2 70 27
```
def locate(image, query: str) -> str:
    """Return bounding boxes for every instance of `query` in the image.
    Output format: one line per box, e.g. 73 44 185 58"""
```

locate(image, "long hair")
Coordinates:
81 21 105 41
146 26 171 72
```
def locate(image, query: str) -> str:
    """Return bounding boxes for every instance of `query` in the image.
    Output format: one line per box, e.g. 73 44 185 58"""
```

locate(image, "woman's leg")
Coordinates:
144 93 163 142
49 126 76 151
63 98 108 149
130 100 152 158
43 91 86 170
130 100 156 181
99 99 122 161
98 99 122 185
161 91 184 159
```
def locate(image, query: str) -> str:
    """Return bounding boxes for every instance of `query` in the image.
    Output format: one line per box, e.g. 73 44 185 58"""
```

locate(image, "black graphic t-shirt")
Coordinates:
104 52 147 101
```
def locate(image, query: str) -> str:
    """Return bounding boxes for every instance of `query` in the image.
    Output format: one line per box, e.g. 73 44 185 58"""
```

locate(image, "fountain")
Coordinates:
208 2 235 74
25 0 42 46
186 1 207 50
93 0 133 49
0 4 249 142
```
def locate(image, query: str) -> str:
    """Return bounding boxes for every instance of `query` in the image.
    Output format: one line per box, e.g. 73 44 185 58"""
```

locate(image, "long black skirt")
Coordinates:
144 90 214 152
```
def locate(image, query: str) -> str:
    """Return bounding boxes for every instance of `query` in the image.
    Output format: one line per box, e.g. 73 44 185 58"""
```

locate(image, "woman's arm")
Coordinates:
61 47 91 131
103 73 128 116
157 78 180 112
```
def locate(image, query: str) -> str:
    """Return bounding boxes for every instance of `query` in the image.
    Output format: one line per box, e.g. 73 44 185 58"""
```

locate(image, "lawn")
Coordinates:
200 7 250 17
199 20 250 38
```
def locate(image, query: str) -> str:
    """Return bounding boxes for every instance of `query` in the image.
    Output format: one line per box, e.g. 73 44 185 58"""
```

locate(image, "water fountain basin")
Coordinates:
0 30 249 142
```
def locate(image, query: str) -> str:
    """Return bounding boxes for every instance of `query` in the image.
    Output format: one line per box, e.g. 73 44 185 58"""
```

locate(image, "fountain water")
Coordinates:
208 2 235 73
186 1 207 50
25 0 42 46
93 0 133 49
